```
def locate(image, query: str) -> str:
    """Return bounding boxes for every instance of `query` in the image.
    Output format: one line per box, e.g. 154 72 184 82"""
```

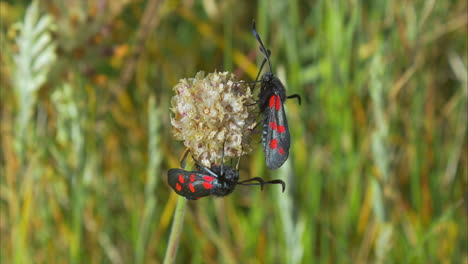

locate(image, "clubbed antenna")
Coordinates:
252 20 273 73
237 177 286 192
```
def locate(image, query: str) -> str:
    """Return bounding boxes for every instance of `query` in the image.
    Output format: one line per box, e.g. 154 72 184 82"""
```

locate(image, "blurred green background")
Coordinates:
1 0 467 263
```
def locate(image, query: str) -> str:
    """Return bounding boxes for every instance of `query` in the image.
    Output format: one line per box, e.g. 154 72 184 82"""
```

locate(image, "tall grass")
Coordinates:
1 0 466 263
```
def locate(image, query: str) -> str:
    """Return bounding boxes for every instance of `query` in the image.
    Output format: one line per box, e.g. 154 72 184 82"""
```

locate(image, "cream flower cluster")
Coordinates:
170 71 256 167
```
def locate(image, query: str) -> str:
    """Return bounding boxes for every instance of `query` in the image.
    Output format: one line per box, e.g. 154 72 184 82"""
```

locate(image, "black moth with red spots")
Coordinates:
251 21 301 170
168 155 285 200
257 73 292 170
168 164 239 200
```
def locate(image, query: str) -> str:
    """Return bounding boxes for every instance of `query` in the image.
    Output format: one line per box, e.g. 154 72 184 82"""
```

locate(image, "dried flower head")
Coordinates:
170 71 256 167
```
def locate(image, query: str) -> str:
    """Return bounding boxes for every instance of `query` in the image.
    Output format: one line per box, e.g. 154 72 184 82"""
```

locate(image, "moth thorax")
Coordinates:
212 165 239 184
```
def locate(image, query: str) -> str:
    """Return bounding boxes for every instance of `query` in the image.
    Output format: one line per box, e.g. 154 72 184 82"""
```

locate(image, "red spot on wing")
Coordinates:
277 147 285 155
190 174 196 182
178 174 184 183
175 183 182 191
203 175 215 182
269 96 276 109
189 183 195 193
278 126 286 133
269 121 277 130
275 95 281 110
203 182 213 189
269 139 278 149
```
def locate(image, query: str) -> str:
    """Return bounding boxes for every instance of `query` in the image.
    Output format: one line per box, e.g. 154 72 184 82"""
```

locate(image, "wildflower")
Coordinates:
170 71 256 167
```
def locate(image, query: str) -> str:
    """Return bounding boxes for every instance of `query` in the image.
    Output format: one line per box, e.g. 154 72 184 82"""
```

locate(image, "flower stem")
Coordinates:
163 196 187 264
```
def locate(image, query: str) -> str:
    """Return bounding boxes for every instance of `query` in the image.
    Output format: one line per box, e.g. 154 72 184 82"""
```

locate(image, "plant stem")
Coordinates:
163 196 187 264
135 96 161 263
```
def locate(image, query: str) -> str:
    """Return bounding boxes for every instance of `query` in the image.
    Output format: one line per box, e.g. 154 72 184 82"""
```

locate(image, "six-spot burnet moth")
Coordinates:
167 21 302 199
167 149 285 200
251 21 301 170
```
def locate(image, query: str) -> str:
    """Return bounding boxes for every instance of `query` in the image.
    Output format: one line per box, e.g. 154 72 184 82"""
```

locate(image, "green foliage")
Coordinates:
1 0 466 263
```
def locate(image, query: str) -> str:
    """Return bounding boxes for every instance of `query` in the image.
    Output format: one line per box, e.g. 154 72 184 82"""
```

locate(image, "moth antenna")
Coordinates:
264 179 286 192
252 20 273 73
237 177 266 190
254 57 267 84
254 49 272 84
237 177 286 192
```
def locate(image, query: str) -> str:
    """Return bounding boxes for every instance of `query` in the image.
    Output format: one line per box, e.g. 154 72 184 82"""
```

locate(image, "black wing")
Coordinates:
262 94 290 169
167 169 218 200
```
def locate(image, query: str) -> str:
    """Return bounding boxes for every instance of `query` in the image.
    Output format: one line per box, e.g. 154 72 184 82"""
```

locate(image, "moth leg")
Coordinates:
244 101 259 107
192 156 219 178
179 148 190 169
286 94 301 105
